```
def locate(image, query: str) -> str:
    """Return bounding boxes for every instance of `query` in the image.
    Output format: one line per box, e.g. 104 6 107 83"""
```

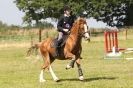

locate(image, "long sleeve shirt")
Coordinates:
57 14 76 33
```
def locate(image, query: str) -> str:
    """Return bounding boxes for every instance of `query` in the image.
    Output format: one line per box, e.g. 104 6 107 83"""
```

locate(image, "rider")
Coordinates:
55 5 76 56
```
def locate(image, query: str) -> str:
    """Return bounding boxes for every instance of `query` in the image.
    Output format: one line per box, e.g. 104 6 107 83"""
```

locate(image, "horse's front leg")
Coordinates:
65 52 76 69
76 58 84 81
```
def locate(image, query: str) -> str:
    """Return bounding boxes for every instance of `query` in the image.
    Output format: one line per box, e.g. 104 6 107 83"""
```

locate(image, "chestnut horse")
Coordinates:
27 17 90 82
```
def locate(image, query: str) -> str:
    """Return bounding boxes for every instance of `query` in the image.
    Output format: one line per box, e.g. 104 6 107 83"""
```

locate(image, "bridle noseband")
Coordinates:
78 24 89 37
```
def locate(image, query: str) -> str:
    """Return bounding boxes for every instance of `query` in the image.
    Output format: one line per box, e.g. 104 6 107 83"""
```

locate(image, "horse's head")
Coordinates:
73 17 90 40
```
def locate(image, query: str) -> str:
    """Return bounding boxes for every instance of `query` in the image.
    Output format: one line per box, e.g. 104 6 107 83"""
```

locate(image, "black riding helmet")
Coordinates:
64 5 71 11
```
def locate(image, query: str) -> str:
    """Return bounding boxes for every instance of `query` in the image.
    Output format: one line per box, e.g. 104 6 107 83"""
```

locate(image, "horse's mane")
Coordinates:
70 18 85 34
70 18 80 34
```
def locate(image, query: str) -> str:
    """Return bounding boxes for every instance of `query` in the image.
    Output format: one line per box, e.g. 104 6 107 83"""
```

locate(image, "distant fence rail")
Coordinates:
0 28 57 43
0 28 133 44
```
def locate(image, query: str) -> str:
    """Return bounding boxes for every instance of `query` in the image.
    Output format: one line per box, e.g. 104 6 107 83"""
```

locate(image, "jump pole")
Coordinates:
104 29 122 59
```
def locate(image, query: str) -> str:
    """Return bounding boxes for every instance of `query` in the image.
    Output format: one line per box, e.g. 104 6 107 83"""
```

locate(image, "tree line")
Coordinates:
14 0 133 27
0 20 54 31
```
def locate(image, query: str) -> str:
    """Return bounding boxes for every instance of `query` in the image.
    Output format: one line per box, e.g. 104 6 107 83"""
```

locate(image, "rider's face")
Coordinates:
64 10 71 16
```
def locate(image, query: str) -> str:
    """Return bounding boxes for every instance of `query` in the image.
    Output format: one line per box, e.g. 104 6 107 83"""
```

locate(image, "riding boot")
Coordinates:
55 41 60 56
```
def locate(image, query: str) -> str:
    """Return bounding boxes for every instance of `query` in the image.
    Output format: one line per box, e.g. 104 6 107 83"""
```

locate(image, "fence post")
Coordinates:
39 28 42 42
125 29 127 40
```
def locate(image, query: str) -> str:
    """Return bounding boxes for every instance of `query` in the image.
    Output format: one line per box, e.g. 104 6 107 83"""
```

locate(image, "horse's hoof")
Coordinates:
39 79 46 83
65 65 72 70
79 76 84 81
54 78 60 82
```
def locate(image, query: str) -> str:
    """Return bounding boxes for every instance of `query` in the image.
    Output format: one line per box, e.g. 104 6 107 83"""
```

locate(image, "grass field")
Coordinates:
0 30 133 88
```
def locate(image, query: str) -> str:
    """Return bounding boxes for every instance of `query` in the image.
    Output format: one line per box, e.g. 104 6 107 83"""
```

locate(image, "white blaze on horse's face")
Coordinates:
83 24 90 40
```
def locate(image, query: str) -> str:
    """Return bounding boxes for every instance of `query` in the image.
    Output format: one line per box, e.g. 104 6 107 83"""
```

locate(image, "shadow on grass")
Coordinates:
60 76 118 82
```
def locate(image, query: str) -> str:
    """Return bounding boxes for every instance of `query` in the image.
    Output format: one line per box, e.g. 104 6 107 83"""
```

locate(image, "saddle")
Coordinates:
51 35 68 57
52 35 68 48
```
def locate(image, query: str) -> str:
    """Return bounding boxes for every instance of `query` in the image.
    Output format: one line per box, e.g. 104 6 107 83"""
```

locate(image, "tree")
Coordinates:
15 0 83 24
124 3 133 26
85 0 133 27
14 0 133 27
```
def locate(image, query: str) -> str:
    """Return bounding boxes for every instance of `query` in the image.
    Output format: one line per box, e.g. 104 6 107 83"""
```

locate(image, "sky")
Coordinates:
0 0 24 25
0 0 107 28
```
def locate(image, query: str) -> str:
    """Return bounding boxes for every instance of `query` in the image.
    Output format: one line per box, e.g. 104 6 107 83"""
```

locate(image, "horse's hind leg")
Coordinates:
39 59 49 82
76 59 84 81
39 52 59 82
49 65 60 82
48 56 59 82
39 69 46 82
39 52 50 82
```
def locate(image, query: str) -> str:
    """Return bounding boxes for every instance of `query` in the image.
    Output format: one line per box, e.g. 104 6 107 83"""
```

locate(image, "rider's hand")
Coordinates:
63 29 69 32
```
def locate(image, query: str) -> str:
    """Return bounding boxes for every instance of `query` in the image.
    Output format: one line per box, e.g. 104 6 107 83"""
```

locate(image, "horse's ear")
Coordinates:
73 21 77 27
77 17 80 21
73 18 78 25
74 17 81 24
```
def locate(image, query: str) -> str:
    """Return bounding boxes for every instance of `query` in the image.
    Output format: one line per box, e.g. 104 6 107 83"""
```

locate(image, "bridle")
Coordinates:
78 24 89 38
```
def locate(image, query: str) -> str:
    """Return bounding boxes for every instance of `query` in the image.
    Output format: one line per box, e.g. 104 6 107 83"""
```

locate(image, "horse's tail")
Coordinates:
27 43 41 56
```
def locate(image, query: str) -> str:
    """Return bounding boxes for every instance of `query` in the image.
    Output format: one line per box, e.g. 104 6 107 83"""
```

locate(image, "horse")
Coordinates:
27 17 90 82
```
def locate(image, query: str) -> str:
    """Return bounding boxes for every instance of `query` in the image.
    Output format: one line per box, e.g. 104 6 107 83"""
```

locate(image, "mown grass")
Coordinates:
0 38 133 88
0 29 133 88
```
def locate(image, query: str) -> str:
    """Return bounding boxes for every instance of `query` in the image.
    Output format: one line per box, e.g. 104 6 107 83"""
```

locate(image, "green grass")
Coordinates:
0 29 133 88
0 37 133 88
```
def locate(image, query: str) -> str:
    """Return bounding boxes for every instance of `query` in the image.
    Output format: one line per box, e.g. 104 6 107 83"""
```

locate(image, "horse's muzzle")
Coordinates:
83 32 90 40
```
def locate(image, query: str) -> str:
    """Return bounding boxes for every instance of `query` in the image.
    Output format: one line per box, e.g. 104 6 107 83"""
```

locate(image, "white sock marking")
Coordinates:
39 70 46 82
49 66 59 81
